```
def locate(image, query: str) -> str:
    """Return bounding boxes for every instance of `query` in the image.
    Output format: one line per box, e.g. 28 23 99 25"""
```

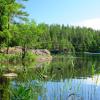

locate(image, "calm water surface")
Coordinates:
0 53 100 100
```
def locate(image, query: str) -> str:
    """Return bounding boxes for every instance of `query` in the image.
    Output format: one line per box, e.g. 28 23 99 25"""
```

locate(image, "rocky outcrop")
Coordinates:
31 49 52 62
36 55 52 62
1 46 51 56
1 46 22 54
31 49 50 56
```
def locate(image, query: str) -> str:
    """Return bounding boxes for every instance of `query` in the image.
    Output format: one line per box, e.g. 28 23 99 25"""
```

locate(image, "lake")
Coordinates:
0 53 100 100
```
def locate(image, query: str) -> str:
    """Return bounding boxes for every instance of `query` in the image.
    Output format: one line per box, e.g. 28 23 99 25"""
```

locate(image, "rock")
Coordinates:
1 46 22 54
31 49 51 56
31 49 36 54
3 73 17 78
1 47 51 56
43 49 51 55
35 50 43 55
36 56 52 62
15 46 22 49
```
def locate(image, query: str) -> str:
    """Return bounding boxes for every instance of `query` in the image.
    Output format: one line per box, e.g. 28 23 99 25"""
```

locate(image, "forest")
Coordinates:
0 0 100 55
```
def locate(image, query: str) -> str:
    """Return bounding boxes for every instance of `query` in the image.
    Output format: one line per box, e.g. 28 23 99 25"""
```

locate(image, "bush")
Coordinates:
23 52 37 62
0 52 37 63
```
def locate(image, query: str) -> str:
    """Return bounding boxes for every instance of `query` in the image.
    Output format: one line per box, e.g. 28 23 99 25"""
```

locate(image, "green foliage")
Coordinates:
91 64 95 76
0 53 21 63
1 16 8 29
23 52 37 62
10 84 34 100
0 52 37 63
0 0 28 51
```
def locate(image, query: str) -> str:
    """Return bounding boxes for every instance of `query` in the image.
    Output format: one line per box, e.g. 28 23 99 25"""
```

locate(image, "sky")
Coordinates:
23 0 100 30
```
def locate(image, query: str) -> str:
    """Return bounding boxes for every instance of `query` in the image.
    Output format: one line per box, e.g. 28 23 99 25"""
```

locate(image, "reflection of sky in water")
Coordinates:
38 75 100 100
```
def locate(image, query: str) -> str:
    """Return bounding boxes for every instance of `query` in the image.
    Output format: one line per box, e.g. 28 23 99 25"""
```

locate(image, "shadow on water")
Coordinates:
0 53 100 100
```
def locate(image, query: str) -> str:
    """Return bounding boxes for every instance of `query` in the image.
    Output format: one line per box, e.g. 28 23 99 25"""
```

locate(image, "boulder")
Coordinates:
3 73 17 78
1 46 22 54
31 49 51 56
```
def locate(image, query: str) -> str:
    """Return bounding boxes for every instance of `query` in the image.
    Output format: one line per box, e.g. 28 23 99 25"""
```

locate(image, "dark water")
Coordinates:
0 53 100 100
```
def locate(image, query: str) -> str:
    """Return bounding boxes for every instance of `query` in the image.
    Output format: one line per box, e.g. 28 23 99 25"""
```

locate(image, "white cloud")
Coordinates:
74 18 100 30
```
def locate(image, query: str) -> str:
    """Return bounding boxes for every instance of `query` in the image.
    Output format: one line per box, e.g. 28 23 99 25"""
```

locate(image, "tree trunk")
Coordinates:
6 14 10 54
22 44 26 60
6 46 9 54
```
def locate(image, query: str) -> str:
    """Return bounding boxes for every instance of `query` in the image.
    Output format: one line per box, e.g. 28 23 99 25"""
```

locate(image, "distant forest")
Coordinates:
37 25 100 53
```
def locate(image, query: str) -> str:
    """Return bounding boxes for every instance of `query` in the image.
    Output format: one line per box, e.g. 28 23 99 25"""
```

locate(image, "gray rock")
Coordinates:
32 49 51 56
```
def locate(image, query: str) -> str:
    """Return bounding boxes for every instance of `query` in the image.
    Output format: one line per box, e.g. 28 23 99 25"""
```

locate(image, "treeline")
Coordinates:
0 0 100 54
38 24 100 53
4 23 100 53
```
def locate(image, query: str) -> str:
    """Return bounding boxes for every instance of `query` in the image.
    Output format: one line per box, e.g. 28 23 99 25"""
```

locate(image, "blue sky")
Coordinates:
23 0 100 29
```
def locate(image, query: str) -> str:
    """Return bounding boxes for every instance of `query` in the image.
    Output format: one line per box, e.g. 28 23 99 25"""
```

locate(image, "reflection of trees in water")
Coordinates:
0 53 100 99
0 77 10 100
0 73 47 100
8 61 50 100
0 60 50 100
47 54 100 80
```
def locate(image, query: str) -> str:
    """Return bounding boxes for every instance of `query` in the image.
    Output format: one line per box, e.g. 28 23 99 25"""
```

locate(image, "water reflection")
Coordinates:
0 76 10 100
0 53 100 100
41 76 100 100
